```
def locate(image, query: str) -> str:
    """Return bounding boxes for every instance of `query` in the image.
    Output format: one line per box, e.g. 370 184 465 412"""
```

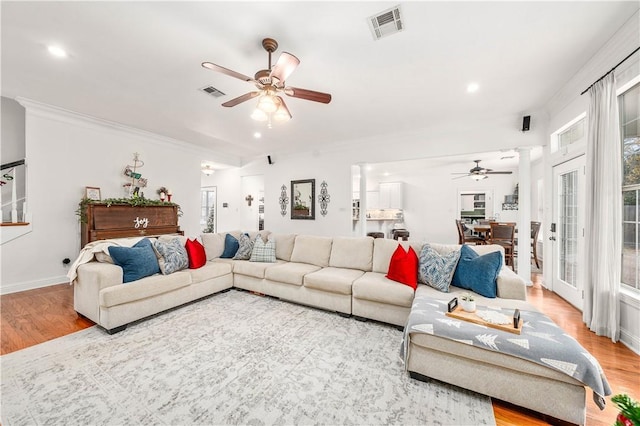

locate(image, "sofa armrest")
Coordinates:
496 267 527 301
74 262 123 324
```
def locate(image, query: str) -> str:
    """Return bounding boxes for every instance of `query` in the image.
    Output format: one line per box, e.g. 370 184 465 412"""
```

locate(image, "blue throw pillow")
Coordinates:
418 244 461 292
108 238 160 283
220 233 240 258
452 245 502 298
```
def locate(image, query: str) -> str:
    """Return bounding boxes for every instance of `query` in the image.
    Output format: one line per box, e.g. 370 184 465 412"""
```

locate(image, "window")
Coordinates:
621 82 640 290
552 116 586 153
558 118 585 149
201 187 216 233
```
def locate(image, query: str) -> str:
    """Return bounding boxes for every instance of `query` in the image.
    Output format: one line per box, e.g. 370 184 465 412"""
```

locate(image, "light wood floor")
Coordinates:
1 273 638 425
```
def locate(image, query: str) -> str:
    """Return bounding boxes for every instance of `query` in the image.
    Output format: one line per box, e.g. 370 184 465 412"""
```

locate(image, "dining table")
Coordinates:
465 223 491 238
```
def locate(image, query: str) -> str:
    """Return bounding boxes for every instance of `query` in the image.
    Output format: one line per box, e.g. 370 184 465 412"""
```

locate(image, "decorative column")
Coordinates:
517 147 532 285
359 164 368 237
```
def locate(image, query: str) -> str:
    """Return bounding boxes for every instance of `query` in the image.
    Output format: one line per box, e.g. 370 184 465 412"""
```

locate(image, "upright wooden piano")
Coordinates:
81 203 182 247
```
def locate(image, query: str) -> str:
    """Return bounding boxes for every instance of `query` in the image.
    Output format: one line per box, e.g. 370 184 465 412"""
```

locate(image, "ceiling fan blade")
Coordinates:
275 96 292 120
452 175 471 180
270 52 300 84
284 87 332 104
202 62 255 83
221 91 260 107
485 171 513 175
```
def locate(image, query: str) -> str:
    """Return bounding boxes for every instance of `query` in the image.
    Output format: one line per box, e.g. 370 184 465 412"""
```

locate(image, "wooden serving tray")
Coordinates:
446 306 522 335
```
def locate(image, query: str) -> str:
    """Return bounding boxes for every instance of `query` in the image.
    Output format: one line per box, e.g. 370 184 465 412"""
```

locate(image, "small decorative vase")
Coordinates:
461 300 476 313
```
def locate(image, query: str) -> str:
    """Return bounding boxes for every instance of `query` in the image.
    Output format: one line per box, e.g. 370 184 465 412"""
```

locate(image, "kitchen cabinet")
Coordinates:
379 182 403 209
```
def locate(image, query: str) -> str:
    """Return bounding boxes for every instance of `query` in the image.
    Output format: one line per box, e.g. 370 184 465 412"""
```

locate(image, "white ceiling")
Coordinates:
2 2 637 166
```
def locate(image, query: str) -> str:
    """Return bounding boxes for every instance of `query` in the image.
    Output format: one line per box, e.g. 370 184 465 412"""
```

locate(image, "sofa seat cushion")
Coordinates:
415 284 531 307
189 261 233 282
265 262 322 286
233 259 285 279
304 267 364 295
352 272 415 308
99 270 191 308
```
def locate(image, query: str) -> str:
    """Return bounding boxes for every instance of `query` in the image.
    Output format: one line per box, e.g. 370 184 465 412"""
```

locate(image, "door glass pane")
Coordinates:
559 170 578 287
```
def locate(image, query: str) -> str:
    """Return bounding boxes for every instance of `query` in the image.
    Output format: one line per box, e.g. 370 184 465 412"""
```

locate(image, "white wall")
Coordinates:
543 10 640 353
1 97 26 221
204 151 354 237
0 100 212 294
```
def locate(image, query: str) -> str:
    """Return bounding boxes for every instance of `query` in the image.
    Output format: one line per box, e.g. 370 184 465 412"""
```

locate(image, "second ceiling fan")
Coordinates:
452 160 513 180
201 37 331 123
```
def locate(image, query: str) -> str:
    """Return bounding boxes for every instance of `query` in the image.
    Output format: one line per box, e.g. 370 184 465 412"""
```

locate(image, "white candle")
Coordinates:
167 189 172 195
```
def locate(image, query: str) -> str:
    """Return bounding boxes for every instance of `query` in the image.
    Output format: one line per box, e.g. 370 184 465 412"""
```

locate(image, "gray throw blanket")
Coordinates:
401 295 611 409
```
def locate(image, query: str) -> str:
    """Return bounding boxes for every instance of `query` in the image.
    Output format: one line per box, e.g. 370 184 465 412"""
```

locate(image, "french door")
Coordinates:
551 155 585 310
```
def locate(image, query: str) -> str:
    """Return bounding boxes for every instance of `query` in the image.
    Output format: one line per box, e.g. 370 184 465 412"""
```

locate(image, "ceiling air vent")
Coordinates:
200 86 226 98
368 5 404 41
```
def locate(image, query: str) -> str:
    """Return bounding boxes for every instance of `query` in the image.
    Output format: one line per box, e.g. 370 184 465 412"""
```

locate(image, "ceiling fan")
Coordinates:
452 160 513 180
201 37 331 124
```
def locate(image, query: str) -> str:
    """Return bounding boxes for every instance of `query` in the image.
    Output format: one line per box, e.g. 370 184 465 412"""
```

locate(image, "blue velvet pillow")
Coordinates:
220 233 240 258
108 238 160 283
451 245 502 298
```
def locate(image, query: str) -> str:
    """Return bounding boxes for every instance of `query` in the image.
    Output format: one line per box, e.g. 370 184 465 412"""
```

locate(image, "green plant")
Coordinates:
461 293 475 302
75 197 181 223
294 202 307 210
612 394 640 426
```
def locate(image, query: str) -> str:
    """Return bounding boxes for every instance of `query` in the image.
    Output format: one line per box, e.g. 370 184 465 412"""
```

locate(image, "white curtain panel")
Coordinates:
583 73 622 342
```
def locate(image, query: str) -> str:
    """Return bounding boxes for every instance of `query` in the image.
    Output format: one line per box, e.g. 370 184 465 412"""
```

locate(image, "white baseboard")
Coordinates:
0 276 68 295
620 328 640 355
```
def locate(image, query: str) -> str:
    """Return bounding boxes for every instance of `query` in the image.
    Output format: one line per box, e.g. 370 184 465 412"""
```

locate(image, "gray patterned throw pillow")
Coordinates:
249 235 276 263
233 233 254 260
418 243 461 292
153 238 189 275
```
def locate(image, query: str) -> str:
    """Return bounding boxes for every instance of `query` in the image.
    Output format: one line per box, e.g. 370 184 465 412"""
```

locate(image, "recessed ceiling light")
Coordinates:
253 132 261 139
47 45 67 58
383 172 390 176
467 82 479 93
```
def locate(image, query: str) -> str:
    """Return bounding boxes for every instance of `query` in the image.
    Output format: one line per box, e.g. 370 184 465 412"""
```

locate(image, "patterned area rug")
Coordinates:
1 290 495 425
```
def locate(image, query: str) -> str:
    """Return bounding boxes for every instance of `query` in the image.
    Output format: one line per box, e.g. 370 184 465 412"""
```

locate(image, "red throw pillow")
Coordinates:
386 245 418 289
185 238 207 269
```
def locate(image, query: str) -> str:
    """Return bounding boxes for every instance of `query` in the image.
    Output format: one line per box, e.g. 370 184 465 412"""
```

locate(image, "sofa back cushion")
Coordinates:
429 242 505 264
290 235 333 267
201 233 226 260
372 238 424 274
271 233 296 261
329 237 374 271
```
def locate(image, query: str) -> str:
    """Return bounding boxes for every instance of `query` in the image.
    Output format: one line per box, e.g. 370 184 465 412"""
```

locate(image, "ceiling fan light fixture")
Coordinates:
201 165 215 176
257 94 278 113
251 107 268 121
470 174 488 181
274 100 291 122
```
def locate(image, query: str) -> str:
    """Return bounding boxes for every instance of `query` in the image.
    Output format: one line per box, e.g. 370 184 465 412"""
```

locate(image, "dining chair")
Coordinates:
531 221 542 268
513 221 542 269
456 220 485 245
489 222 516 268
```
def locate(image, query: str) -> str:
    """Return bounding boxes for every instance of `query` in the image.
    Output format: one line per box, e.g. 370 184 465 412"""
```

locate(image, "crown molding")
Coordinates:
15 97 241 167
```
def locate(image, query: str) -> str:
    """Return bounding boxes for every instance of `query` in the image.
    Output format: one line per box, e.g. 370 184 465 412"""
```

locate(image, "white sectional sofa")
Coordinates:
73 231 594 424
74 232 526 333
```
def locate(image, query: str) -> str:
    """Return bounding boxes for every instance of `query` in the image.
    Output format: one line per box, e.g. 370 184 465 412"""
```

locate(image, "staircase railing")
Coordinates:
1 159 27 223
